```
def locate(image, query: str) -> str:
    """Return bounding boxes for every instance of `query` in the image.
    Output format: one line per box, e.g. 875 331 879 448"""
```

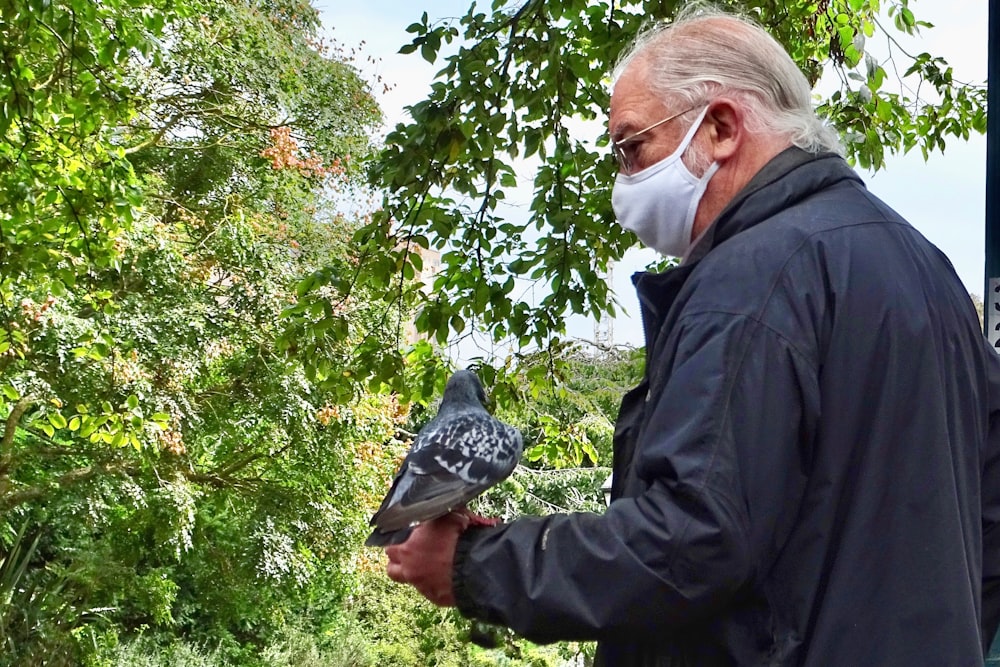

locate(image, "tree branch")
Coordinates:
1 397 35 473
211 440 296 479
0 460 128 511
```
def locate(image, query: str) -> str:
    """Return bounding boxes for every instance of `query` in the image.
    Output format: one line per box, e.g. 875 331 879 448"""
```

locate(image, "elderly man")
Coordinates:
384 6 1000 665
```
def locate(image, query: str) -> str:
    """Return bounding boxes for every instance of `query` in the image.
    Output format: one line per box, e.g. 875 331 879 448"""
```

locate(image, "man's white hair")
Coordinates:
613 4 842 155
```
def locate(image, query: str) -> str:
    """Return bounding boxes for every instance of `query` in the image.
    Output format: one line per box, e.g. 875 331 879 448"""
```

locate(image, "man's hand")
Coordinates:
385 512 470 607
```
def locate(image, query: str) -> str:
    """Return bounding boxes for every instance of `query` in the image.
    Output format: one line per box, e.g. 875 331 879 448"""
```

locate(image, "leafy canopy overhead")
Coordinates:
335 0 985 392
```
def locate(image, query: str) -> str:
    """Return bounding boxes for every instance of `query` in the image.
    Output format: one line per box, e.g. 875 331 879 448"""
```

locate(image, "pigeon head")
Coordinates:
443 369 488 408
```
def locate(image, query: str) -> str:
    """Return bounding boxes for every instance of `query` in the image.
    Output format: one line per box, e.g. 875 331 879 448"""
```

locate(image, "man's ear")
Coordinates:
704 99 742 161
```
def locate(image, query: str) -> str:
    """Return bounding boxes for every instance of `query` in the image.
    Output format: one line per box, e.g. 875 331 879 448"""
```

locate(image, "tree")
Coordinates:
0 0 389 660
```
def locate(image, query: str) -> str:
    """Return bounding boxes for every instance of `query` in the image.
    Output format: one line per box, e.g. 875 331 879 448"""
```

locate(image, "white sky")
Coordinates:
317 0 988 348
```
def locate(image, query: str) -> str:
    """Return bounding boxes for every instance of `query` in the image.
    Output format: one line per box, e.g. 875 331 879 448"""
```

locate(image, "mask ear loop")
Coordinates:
678 106 711 152
681 161 720 260
677 106 718 248
672 105 712 181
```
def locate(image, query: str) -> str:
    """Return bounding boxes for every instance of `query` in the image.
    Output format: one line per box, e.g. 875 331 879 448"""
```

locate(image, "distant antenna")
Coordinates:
594 261 615 349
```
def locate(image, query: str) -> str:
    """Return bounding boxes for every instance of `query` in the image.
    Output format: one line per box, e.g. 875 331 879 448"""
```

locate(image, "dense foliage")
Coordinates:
0 0 393 662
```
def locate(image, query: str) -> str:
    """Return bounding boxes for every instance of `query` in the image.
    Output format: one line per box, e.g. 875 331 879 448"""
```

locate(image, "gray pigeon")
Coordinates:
365 369 523 547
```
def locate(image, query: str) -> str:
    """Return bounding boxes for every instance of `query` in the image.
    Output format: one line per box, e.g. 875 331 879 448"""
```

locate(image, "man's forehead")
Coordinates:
609 69 666 139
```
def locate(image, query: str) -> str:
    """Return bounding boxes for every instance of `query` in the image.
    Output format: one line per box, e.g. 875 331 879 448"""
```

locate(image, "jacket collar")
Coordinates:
630 148 863 354
685 147 862 263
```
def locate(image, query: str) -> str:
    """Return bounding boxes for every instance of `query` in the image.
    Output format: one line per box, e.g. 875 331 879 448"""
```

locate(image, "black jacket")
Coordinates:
453 149 1000 666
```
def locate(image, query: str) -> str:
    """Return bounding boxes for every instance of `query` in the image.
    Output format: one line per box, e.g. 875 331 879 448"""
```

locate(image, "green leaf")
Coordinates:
420 41 436 64
79 420 98 439
47 412 67 430
296 273 317 298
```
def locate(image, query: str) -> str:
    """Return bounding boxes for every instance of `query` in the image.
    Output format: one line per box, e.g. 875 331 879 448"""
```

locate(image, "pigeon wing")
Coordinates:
369 413 520 533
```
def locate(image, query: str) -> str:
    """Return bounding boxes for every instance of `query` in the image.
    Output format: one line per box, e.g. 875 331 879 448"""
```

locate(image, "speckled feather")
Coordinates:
365 370 522 547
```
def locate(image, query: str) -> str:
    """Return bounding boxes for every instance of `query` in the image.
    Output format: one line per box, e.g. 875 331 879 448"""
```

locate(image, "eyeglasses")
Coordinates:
610 105 699 174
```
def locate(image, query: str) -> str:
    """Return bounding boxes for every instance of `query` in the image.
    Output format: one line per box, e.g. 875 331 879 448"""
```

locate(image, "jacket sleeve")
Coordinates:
452 313 818 644
982 344 1000 655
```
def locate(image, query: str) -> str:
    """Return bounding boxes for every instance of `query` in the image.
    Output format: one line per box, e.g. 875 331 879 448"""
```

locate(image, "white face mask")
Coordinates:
611 106 719 258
